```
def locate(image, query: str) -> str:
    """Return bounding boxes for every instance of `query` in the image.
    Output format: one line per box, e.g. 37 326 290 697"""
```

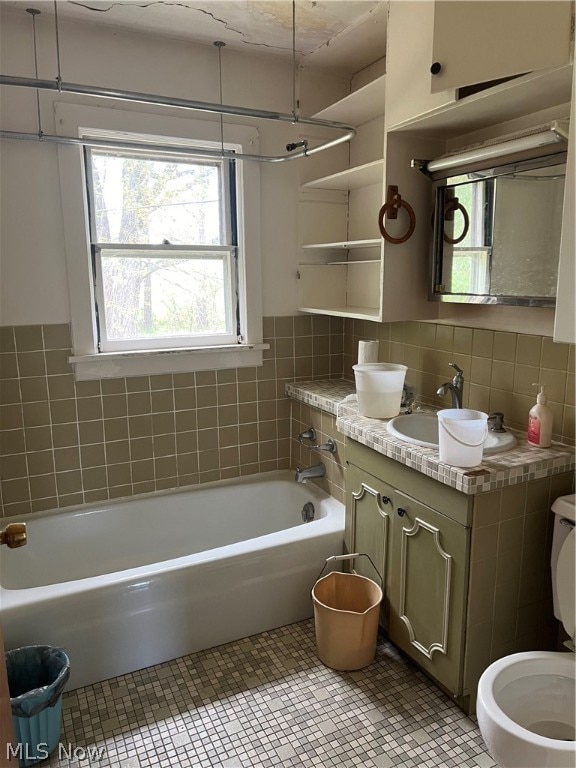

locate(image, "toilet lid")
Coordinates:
556 528 575 639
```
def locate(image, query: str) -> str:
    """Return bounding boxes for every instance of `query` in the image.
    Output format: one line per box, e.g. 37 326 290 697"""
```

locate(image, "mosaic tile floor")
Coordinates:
46 620 495 768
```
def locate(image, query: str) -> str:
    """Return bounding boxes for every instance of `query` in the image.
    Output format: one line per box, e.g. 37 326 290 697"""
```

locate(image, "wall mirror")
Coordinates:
431 153 567 306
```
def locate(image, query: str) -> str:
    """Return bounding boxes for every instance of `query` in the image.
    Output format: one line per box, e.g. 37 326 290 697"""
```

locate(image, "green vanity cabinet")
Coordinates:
346 440 472 700
388 491 469 696
345 463 395 626
344 437 574 713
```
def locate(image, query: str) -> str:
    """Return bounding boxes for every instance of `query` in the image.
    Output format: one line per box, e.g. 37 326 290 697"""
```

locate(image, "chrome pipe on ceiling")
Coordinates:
0 74 356 162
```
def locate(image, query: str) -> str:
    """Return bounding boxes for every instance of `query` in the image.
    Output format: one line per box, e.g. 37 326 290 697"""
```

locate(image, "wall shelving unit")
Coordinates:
297 76 386 321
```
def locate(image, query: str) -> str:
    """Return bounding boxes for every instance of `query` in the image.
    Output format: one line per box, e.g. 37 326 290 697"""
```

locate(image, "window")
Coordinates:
56 103 263 379
85 147 239 351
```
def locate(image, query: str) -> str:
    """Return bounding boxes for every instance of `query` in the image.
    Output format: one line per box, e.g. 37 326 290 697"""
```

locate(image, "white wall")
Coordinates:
0 8 349 325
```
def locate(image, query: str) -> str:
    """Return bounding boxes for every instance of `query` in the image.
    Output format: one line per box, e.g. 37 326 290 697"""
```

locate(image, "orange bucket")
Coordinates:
312 554 383 671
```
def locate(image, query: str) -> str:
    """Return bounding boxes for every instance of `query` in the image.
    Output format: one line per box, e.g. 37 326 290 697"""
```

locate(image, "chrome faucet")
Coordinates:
436 362 464 409
295 463 326 483
298 427 336 453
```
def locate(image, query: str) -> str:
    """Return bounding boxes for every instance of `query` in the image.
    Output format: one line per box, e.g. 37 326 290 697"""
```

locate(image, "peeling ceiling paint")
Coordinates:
1 0 387 71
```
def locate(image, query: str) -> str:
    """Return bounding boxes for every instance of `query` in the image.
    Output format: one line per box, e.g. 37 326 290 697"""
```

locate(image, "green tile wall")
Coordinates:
343 320 575 445
3 314 574 517
0 316 343 516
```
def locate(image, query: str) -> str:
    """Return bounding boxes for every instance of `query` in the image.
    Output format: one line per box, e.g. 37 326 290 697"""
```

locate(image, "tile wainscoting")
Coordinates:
0 316 343 516
2 315 573 516
344 320 575 446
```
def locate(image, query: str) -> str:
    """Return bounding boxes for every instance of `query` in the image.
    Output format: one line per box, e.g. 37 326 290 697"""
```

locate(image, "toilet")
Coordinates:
477 494 576 768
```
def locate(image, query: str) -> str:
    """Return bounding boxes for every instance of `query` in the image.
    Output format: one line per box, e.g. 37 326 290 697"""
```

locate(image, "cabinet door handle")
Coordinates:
381 495 391 505
430 62 442 75
397 507 406 517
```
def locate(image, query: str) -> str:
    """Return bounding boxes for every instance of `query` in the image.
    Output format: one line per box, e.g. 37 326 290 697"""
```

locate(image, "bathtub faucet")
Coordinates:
295 463 326 483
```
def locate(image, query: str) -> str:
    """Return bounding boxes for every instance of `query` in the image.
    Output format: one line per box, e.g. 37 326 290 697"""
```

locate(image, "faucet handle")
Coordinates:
316 438 337 454
0 522 27 548
449 362 463 375
298 428 316 443
488 411 506 432
298 427 336 453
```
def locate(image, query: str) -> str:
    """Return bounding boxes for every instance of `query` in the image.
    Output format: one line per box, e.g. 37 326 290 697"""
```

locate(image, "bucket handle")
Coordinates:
315 553 383 586
439 419 488 448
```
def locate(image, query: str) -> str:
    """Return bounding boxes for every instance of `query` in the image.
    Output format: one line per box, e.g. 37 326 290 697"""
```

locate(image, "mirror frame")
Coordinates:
430 152 567 307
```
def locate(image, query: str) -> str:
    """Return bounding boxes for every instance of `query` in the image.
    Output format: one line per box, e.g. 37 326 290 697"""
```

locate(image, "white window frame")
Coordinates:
56 103 264 379
86 143 239 351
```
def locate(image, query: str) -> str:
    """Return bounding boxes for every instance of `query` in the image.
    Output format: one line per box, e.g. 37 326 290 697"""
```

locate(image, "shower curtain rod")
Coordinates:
0 74 356 162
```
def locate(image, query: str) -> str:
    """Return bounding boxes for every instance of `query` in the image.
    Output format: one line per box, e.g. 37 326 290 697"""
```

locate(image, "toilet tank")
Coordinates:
551 494 575 627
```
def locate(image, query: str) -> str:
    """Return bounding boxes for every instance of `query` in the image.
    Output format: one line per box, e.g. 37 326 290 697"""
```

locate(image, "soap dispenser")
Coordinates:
527 384 553 448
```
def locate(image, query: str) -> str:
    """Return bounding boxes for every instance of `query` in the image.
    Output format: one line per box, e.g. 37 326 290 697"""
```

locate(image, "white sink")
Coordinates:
386 413 517 455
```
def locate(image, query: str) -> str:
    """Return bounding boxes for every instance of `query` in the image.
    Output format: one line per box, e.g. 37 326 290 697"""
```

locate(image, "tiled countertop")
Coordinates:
286 380 575 495
285 379 355 415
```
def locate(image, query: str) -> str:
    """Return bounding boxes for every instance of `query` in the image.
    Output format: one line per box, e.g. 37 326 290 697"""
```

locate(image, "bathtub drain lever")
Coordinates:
301 502 315 522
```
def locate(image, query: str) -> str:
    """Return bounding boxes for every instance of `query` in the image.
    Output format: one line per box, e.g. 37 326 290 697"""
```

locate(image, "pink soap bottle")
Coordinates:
527 384 553 448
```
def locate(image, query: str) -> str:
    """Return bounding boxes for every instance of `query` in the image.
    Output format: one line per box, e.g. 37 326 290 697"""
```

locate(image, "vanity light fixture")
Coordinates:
418 120 569 177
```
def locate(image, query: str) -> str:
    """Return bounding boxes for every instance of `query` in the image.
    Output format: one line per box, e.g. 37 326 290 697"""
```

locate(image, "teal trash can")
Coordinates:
6 646 70 767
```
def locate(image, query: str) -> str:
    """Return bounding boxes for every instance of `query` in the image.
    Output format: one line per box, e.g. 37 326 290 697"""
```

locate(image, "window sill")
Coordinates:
69 344 269 381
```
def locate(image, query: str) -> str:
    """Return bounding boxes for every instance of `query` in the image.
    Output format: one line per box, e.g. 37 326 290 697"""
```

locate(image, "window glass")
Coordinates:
90 151 224 245
85 146 238 351
98 251 231 341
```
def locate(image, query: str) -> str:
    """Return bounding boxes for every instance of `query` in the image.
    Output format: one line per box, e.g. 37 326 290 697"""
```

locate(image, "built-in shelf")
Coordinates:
299 259 380 266
302 239 381 250
299 306 381 320
302 159 385 191
327 260 380 265
394 65 573 138
297 261 381 321
313 75 386 127
298 85 386 322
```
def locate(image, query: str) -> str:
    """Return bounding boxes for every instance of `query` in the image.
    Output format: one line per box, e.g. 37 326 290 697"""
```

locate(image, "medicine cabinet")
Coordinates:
431 152 567 307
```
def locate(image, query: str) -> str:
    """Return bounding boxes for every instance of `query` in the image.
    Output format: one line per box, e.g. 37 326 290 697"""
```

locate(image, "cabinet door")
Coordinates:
431 1 572 94
386 0 573 127
346 464 394 624
388 491 469 695
554 63 575 344
386 1 456 129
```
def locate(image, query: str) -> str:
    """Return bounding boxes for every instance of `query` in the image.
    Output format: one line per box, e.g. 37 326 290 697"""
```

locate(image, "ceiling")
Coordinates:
3 1 388 73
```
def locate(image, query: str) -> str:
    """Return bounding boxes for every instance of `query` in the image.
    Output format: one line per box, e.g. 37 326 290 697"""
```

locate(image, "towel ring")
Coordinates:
443 199 469 245
378 185 416 244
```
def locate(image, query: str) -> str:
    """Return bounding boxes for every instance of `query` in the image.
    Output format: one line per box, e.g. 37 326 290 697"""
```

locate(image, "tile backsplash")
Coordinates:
1 314 574 516
344 320 575 446
0 316 342 516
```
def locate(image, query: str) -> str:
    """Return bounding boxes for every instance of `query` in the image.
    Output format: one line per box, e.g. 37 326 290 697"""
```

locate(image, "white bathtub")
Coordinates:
1 471 344 689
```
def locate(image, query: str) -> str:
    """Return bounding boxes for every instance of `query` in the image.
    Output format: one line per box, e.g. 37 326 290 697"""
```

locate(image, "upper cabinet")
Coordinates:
554 64 576 344
297 1 574 325
382 0 574 322
386 0 573 129
430 1 572 94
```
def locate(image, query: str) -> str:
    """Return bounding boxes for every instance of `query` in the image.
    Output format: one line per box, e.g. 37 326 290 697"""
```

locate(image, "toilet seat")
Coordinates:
477 651 576 768
556 528 575 640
